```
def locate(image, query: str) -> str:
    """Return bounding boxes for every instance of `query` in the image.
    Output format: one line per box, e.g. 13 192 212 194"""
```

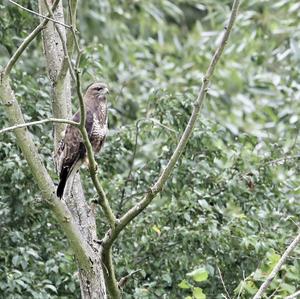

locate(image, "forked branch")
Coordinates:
103 0 241 248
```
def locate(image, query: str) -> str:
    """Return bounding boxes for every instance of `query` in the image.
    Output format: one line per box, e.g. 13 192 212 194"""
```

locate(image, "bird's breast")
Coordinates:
91 114 107 153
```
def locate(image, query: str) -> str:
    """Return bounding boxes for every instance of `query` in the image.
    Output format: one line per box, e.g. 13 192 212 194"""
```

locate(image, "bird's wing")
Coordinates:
56 111 86 197
86 110 94 138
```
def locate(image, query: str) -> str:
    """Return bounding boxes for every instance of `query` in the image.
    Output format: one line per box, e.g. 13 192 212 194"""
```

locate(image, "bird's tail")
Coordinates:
57 167 69 198
56 158 82 198
56 143 86 198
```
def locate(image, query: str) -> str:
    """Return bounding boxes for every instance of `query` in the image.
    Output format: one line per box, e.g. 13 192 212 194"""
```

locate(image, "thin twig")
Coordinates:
253 230 300 299
68 4 116 229
118 117 177 213
118 269 142 288
0 118 79 134
3 0 61 75
119 119 142 213
266 155 300 165
101 0 241 248
8 0 71 29
285 289 300 299
217 265 232 299
66 0 78 56
237 270 246 299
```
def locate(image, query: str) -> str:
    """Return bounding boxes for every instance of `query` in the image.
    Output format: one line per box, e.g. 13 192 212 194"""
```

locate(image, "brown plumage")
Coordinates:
56 82 109 198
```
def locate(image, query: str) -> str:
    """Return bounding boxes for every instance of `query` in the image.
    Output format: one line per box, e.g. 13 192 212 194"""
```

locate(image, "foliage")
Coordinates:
1 0 300 298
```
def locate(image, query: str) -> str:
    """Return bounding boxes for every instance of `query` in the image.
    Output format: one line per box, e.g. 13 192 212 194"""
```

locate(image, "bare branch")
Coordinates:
217 265 232 299
118 269 142 289
266 155 300 165
8 0 71 29
286 290 300 299
102 0 241 247
0 118 79 135
118 118 177 213
101 247 121 298
253 230 300 299
3 0 61 75
0 74 93 272
68 7 116 229
66 0 78 55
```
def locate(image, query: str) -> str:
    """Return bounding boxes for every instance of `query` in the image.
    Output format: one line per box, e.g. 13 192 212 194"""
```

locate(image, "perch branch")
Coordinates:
253 230 300 299
67 9 116 229
102 0 241 247
0 118 79 134
3 0 60 75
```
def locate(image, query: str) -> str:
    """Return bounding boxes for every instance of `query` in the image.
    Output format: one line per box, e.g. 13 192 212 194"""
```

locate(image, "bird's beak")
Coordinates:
104 87 109 95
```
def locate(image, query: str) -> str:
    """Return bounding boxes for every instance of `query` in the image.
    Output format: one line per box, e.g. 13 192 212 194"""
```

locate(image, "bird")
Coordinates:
55 82 109 198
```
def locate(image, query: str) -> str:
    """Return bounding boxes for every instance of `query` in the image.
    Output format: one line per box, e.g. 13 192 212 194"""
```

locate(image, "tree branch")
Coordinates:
68 8 116 229
0 118 79 134
101 247 121 298
118 269 142 289
266 155 300 165
217 265 232 299
102 0 241 247
66 0 78 58
41 0 115 228
3 0 60 75
0 74 93 272
286 290 300 299
118 118 177 213
8 0 71 29
253 231 300 299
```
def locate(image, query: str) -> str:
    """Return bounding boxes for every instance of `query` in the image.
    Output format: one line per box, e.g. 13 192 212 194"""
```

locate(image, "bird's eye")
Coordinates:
97 87 103 91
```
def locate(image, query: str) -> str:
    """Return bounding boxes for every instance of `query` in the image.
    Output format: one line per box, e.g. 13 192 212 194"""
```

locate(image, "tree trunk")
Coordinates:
38 1 107 297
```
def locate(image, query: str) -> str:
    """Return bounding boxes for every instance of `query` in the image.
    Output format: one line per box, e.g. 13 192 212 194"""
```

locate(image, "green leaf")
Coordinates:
187 267 208 282
12 255 20 267
178 280 191 289
193 287 206 299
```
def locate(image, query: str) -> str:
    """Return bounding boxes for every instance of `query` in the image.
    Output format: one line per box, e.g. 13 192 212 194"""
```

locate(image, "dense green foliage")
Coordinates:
1 0 300 298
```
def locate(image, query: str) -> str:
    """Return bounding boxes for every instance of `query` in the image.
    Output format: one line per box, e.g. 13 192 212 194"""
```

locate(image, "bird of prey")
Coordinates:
56 82 109 198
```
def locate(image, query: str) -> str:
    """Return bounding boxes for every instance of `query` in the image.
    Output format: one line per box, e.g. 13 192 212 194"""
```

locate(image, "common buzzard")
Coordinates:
56 82 109 198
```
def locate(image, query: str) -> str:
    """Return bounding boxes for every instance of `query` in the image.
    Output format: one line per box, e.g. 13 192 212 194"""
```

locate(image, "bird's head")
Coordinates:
85 82 109 101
